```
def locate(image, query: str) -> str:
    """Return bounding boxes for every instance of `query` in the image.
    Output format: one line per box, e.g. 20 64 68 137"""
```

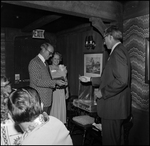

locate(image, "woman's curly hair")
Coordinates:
1 76 10 122
1 90 9 122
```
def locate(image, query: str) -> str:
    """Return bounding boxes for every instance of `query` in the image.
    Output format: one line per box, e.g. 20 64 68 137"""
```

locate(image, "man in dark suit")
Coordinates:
80 25 131 145
28 42 66 115
94 25 131 145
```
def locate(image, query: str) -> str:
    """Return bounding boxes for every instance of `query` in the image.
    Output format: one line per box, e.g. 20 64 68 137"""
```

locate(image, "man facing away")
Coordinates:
28 42 67 115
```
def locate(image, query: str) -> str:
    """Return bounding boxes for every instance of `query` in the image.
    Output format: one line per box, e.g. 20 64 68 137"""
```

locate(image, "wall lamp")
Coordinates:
85 35 96 50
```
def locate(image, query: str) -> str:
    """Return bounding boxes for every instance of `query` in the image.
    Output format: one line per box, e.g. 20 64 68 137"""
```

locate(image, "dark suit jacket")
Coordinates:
28 56 56 107
92 43 131 119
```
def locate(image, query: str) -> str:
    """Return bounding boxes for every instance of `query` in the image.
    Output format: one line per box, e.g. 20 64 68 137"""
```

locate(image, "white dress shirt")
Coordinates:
38 54 46 66
110 42 121 56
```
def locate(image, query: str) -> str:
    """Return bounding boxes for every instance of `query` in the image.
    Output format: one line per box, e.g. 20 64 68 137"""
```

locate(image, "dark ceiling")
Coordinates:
1 1 128 34
1 2 90 34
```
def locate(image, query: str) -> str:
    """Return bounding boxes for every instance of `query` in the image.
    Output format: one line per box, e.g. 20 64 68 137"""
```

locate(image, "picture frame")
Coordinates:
145 38 149 83
84 53 103 77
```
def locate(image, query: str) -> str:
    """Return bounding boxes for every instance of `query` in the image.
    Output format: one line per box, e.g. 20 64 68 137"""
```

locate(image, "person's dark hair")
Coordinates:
49 52 63 65
53 52 62 62
7 86 43 124
104 25 122 41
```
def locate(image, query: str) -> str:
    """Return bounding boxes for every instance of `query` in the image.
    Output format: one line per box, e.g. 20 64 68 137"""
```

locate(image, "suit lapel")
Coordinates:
36 56 46 68
36 56 52 78
45 61 52 78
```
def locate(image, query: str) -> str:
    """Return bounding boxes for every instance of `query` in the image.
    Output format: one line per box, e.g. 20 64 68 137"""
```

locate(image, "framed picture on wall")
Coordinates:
145 38 149 83
84 53 103 77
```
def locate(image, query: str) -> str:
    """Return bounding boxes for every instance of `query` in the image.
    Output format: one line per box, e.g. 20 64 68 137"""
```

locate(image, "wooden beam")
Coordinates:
22 15 61 32
56 23 91 36
123 1 149 20
2 1 121 22
89 17 107 37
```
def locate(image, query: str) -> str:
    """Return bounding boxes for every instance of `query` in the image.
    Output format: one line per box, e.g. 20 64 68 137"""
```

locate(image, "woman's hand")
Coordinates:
65 88 69 99
64 77 68 86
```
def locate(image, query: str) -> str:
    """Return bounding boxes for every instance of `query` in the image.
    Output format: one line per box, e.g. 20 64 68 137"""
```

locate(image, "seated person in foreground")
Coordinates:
7 86 73 145
1 76 22 145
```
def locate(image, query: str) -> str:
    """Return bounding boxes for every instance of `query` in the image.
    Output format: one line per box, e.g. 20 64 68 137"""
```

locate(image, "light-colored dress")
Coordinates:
49 65 68 124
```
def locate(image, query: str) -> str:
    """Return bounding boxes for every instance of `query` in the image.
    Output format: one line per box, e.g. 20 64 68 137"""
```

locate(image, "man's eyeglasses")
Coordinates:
103 34 108 39
46 49 53 56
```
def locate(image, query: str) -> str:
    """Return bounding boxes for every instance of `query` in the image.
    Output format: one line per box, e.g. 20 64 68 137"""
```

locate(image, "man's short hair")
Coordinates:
104 25 122 41
40 42 51 50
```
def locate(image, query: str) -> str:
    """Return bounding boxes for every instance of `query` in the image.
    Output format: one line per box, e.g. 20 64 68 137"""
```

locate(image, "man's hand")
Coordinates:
79 76 91 82
94 89 102 99
56 80 67 86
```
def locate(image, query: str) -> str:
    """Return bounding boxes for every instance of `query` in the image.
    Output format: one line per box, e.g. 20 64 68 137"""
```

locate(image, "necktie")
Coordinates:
45 61 52 78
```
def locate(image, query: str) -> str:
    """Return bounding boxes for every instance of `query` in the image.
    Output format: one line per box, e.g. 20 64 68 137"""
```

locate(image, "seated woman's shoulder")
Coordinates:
49 115 65 125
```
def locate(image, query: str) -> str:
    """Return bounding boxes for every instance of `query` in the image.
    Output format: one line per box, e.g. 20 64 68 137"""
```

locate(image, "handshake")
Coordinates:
79 76 91 83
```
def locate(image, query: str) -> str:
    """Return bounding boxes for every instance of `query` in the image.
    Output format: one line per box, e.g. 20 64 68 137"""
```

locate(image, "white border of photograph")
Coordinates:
84 53 103 77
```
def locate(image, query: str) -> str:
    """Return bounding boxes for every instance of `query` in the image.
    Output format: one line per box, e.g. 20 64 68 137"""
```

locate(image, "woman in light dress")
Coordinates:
49 52 69 124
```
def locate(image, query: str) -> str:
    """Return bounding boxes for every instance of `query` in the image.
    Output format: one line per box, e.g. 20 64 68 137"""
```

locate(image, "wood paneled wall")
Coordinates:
56 25 108 96
1 27 56 87
1 30 6 76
